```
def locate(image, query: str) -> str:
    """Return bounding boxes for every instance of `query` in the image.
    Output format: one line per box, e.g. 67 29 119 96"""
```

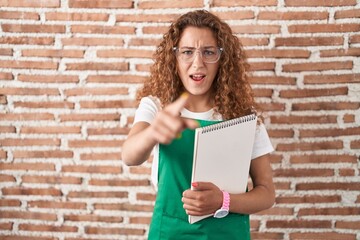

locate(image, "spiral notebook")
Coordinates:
189 114 257 224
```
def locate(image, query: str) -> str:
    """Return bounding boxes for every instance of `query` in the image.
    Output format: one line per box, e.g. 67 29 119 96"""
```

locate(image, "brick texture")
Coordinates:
0 1 359 240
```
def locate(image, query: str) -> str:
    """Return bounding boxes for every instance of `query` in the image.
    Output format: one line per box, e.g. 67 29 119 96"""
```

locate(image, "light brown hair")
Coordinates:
137 10 256 120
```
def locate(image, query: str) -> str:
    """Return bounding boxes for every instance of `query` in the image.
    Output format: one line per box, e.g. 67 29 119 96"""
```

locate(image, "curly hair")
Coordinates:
137 10 256 120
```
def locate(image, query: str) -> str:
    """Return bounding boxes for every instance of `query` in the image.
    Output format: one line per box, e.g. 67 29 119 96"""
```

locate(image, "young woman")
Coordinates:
122 10 275 240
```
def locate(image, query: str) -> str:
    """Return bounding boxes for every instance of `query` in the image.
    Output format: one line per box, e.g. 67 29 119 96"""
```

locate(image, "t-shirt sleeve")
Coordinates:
251 123 274 160
133 96 160 124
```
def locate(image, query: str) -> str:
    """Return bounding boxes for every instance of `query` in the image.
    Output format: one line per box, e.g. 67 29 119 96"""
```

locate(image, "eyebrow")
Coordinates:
179 46 217 49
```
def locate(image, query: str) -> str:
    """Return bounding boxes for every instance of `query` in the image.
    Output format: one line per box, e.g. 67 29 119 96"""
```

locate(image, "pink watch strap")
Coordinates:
221 191 230 210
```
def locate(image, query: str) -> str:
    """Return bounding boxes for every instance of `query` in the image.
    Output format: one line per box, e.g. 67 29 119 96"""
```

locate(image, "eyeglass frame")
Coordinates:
172 46 223 64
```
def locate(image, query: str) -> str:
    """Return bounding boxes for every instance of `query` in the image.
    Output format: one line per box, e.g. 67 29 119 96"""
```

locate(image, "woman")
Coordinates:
122 10 275 240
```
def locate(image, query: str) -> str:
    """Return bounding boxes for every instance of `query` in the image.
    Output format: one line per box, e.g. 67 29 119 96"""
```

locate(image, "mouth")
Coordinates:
190 74 206 81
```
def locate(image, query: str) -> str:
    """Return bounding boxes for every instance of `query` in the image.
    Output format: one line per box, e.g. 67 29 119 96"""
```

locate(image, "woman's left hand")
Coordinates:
182 182 223 216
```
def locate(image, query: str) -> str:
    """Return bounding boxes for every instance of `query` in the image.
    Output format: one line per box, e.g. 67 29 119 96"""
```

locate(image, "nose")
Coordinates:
192 50 205 68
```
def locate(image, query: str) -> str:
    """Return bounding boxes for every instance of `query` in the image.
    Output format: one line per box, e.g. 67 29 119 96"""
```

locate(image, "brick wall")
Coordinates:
0 0 359 239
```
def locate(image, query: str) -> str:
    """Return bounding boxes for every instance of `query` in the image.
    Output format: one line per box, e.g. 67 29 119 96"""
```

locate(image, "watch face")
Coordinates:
214 209 229 218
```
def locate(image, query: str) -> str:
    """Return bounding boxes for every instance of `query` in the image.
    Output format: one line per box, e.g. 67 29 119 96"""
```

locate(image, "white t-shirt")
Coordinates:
133 96 274 188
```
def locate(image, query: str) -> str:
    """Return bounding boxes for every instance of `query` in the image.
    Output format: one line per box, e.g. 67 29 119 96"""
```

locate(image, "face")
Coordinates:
176 26 220 100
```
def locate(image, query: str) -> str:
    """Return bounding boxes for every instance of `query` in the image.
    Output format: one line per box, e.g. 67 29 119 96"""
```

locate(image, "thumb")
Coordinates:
164 92 189 116
191 182 215 191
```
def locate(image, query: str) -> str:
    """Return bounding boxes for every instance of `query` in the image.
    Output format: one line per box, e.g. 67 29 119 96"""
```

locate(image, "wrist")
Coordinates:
214 190 230 218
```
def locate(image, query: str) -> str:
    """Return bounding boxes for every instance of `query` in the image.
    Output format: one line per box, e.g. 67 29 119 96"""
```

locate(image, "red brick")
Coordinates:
2 24 65 33
213 11 255 20
129 37 161 47
285 0 356 6
67 140 123 148
0 236 55 240
0 163 55 171
241 37 270 46
85 226 145 235
0 174 16 182
89 178 149 186
97 49 154 58
270 115 337 124
296 182 360 191
14 101 74 109
80 152 122 161
129 166 151 175
292 101 359 111
0 113 54 121
280 87 348 98
79 100 137 108
139 0 203 9
350 140 360 149
300 127 360 138
2 187 61 196
274 168 334 177
339 168 355 176
87 74 147 83
253 88 273 98
0 210 57 221
249 76 296 85
283 61 353 72
246 49 310 58
258 11 328 20
232 25 280 34
0 48 12 56
211 0 277 7
276 195 341 204
335 9 360 19
21 49 84 58
62 165 122 174
20 126 80 134
335 220 360 230
0 87 59 95
19 223 78 232
18 74 79 83
0 36 54 45
129 216 152 224
87 127 129 135
46 12 109 21
268 129 294 138
142 26 168 35
137 193 156 202
71 25 135 34
267 220 331 228
0 72 13 80
249 62 275 71
275 37 343 46
290 154 357 164
94 202 153 212
0 60 58 70
64 214 123 223
69 0 133 8
320 48 360 57
276 140 343 151
343 114 356 123
28 200 86 210
13 150 73 159
258 103 286 112
0 0 60 7
22 175 81 184
59 113 120 122
0 222 13 230
0 95 7 104
299 207 360 216
289 23 360 33
0 138 60 147
67 191 128 198
251 232 284 240
304 73 360 84
62 37 125 46
0 199 22 207
290 232 356 240
350 34 360 44
66 62 128 71
117 13 179 22
0 11 39 20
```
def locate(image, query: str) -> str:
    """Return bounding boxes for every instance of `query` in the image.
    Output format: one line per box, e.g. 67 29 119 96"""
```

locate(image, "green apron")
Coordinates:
148 119 250 240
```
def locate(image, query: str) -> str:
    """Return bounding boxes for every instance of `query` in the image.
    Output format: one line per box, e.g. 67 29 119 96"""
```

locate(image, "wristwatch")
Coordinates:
214 190 230 218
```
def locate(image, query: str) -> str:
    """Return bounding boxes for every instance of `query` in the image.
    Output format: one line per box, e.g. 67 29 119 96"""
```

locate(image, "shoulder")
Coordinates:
134 96 162 124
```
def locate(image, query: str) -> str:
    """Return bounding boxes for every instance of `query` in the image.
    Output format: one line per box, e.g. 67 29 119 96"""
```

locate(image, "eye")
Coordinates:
203 50 215 56
181 50 193 55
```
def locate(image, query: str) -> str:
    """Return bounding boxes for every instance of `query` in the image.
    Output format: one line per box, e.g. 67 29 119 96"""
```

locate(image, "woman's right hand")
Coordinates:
148 93 199 144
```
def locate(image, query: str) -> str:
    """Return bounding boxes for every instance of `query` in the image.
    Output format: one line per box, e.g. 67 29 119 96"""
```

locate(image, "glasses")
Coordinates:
173 46 223 63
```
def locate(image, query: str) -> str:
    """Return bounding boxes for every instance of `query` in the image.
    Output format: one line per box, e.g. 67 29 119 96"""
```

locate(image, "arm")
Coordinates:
122 93 198 166
182 153 275 215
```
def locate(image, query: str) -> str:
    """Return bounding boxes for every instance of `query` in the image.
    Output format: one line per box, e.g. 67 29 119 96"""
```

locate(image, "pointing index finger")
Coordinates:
165 92 189 116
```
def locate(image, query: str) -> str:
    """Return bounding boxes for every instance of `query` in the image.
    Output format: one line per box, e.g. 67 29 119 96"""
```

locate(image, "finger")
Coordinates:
191 182 217 191
183 118 199 129
164 92 189 116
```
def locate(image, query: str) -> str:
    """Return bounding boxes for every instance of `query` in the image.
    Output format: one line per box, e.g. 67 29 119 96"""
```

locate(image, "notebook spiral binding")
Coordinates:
201 114 257 134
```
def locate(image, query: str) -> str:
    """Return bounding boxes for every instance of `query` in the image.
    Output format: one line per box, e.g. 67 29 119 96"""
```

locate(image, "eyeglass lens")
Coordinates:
176 47 221 63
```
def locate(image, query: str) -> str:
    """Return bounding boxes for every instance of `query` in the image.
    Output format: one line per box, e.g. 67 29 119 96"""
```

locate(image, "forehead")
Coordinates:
178 26 217 47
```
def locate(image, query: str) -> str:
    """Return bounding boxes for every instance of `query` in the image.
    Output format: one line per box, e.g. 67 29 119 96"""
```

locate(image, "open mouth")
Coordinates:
190 74 206 81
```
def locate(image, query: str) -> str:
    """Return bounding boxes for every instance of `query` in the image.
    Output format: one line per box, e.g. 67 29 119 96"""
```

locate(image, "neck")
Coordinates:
185 94 214 112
